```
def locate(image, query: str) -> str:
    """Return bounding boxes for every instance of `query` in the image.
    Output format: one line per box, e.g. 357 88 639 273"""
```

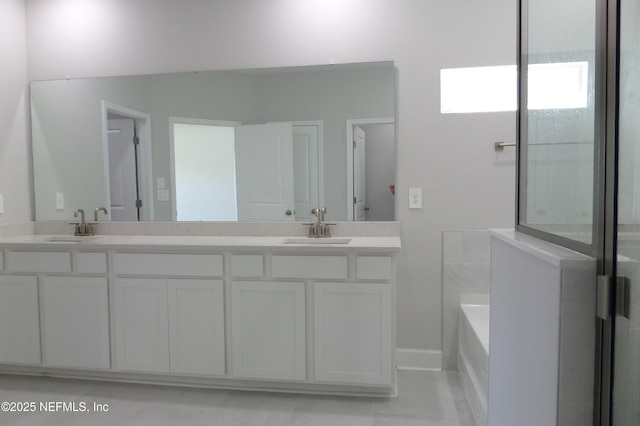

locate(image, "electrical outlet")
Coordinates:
56 192 64 210
408 187 422 209
157 189 170 202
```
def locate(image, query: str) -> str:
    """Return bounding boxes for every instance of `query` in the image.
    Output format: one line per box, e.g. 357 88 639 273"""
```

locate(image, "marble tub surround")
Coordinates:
442 230 491 371
32 220 401 238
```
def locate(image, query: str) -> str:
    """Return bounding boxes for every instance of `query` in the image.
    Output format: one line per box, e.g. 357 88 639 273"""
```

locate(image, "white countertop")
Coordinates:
0 234 401 253
489 228 594 267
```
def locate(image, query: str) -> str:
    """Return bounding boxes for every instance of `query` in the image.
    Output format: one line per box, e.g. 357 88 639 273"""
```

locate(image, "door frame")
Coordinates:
346 118 395 221
168 117 241 221
101 101 153 221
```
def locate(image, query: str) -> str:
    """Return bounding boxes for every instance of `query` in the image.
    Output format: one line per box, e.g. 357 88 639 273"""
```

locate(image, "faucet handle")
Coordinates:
94 207 108 222
312 206 327 222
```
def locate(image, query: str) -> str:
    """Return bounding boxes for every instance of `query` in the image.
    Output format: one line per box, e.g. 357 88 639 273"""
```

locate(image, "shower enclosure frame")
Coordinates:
516 0 627 425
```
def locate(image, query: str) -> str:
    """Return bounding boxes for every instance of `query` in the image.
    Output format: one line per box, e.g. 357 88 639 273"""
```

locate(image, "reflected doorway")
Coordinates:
169 118 240 221
170 119 322 222
346 118 396 221
101 102 153 221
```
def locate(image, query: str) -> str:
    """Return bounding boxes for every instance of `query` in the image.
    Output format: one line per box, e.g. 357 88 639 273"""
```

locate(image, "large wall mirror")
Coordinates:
30 62 396 222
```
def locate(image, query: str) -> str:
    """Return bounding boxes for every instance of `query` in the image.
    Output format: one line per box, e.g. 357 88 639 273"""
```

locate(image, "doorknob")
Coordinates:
285 210 293 216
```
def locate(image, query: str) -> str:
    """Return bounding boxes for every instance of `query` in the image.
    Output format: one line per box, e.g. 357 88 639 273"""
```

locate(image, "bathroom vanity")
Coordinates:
0 225 400 397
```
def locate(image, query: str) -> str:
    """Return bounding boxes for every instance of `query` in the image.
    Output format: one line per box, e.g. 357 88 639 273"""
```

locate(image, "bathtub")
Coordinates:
458 304 490 426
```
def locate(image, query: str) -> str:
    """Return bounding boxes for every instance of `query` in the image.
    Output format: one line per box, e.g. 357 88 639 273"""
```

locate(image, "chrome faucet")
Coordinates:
304 207 335 238
94 207 108 221
73 209 94 236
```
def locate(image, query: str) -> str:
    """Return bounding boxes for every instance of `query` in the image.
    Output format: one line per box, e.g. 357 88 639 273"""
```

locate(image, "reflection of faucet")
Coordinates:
304 207 336 238
73 209 94 236
94 207 108 221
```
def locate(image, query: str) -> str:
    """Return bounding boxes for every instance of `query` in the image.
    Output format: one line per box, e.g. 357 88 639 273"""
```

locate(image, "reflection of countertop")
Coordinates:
0 234 401 253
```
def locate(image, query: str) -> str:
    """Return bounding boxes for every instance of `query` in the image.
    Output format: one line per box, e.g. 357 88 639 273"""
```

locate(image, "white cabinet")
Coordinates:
232 281 306 381
0 276 41 365
115 278 226 376
41 276 110 369
114 278 170 372
0 241 397 396
168 279 225 376
314 282 393 385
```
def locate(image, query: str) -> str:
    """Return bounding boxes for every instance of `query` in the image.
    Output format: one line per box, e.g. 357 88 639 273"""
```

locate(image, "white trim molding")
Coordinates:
396 348 442 371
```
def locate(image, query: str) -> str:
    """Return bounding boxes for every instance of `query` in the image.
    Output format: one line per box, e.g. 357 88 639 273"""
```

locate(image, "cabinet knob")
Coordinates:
285 210 293 216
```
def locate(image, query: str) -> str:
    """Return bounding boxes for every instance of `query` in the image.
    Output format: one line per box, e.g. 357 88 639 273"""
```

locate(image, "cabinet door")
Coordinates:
114 278 169 372
42 276 110 369
168 279 225 375
232 281 305 380
314 282 393 385
0 276 40 364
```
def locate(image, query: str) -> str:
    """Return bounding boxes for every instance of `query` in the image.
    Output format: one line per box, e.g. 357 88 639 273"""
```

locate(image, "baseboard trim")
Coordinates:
396 349 442 371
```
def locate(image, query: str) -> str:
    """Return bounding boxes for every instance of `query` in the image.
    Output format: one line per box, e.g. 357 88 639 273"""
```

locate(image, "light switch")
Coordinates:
157 177 165 189
56 192 64 210
409 187 422 209
157 189 170 202
0 194 4 214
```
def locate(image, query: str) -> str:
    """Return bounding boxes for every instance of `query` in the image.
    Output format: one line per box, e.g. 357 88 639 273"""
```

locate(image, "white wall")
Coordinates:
0 0 30 223
31 76 154 219
23 0 517 361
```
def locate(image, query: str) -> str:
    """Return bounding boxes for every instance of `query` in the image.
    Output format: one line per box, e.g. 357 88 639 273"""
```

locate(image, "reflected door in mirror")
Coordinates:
108 118 140 221
235 123 295 221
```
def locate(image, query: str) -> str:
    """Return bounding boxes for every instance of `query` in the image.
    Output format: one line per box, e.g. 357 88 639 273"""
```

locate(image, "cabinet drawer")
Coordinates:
8 251 72 273
272 255 347 279
113 253 223 277
356 256 392 280
77 252 108 274
231 255 264 277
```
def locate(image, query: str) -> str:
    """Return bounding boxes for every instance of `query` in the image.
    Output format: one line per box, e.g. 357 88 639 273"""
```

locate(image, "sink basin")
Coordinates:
281 238 351 245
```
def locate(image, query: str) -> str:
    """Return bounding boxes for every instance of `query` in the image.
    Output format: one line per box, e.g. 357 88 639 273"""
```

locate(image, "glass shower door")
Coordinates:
613 0 640 423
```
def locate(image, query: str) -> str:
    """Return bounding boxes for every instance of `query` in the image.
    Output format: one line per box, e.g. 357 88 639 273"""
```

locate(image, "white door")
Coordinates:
108 118 139 221
114 278 169 372
235 123 295 221
231 281 306 381
168 279 225 376
353 126 366 221
314 282 393 385
293 125 319 221
0 276 40 365
41 276 110 369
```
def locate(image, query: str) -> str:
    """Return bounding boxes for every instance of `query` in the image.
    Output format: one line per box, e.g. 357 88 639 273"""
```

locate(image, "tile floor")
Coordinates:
0 370 477 425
